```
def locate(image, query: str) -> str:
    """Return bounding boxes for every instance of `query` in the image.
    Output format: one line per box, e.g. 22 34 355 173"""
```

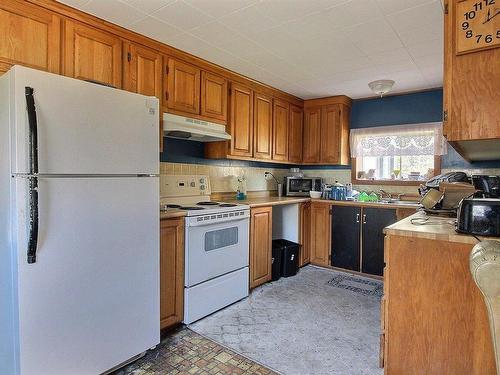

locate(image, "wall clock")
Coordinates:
456 0 500 54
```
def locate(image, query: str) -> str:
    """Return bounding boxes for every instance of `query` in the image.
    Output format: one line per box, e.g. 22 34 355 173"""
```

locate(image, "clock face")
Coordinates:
456 0 500 54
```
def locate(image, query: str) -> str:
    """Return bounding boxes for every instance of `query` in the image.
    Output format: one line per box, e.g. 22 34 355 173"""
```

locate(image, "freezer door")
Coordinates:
14 176 159 375
10 66 158 175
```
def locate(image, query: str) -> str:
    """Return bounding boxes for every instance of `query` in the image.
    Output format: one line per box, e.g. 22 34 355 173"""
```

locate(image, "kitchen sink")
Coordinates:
379 199 420 206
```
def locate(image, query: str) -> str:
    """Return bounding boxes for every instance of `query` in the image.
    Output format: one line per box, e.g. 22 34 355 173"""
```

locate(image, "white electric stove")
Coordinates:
160 175 250 324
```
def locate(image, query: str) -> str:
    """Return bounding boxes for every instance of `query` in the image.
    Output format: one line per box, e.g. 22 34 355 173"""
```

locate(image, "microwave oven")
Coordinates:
456 198 500 237
284 177 322 197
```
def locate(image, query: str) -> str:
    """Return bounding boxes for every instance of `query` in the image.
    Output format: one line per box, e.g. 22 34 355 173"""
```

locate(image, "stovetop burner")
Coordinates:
197 201 220 206
166 204 181 209
219 203 237 207
180 206 206 210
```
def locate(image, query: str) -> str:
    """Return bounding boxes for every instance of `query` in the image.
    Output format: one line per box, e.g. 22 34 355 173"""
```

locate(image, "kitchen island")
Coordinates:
382 212 497 374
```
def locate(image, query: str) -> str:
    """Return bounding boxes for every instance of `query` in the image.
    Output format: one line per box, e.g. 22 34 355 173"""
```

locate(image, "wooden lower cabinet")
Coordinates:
383 235 496 374
299 202 311 267
249 206 272 289
160 218 184 330
310 202 331 266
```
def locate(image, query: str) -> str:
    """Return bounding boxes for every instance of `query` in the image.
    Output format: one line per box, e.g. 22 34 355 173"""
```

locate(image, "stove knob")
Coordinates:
190 181 196 187
199 178 205 184
200 184 205 190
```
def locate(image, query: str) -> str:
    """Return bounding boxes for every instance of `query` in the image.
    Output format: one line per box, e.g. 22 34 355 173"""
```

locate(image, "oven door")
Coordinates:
185 213 250 286
287 178 313 196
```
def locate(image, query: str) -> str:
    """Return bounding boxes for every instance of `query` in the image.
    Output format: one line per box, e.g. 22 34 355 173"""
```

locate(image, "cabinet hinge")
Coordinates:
127 52 131 62
444 3 448 14
165 91 169 101
443 110 448 122
329 208 332 215
165 65 169 75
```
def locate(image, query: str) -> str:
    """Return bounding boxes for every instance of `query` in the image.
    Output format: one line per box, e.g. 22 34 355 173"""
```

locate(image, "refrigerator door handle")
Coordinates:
26 87 39 264
27 176 39 264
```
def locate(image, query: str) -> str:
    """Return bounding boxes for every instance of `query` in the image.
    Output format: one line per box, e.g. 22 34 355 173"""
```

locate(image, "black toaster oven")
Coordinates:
456 198 500 237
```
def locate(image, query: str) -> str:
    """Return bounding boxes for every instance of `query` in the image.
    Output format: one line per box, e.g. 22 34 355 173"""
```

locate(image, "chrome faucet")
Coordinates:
379 190 393 199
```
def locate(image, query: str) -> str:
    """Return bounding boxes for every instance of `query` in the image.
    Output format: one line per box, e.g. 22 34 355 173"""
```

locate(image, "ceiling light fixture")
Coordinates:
368 79 395 97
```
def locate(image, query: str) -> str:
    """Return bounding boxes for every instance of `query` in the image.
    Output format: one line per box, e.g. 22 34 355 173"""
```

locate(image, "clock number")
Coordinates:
484 0 495 5
476 34 483 42
466 30 473 38
485 34 493 43
474 2 483 10
497 30 500 38
462 21 469 30
464 10 476 20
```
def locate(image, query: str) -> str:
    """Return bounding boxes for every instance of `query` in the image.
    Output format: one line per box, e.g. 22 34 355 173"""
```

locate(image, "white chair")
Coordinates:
470 240 500 375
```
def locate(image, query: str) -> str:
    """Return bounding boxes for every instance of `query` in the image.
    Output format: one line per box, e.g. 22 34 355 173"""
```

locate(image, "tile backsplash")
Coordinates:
160 162 500 195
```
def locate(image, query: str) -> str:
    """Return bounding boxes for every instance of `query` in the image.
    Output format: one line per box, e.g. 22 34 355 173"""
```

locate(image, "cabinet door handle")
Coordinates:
363 214 367 224
356 213 360 223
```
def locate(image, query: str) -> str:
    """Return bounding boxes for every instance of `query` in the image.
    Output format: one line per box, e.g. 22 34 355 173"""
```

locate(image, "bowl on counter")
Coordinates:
310 191 322 199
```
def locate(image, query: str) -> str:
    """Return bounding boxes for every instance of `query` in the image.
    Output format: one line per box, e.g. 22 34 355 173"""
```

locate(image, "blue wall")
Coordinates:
160 138 299 169
160 88 500 170
351 88 500 170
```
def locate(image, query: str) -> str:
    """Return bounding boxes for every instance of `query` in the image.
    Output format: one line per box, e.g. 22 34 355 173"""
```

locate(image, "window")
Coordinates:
350 123 446 185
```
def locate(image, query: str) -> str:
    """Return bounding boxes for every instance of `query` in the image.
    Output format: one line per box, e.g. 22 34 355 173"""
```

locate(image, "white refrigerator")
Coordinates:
0 66 160 375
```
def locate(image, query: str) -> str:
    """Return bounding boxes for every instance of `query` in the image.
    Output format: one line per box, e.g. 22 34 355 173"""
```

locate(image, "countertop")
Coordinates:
310 199 420 209
159 197 420 219
384 211 499 244
224 196 310 208
160 210 187 220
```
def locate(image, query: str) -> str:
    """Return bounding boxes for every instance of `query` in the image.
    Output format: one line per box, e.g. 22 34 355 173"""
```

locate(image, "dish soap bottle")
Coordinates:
236 176 247 200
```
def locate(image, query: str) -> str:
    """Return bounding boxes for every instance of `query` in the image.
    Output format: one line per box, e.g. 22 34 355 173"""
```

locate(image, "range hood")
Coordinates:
163 112 231 142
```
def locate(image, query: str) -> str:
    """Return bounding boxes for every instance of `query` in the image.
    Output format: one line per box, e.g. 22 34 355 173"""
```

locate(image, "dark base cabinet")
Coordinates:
331 205 400 277
361 208 396 276
331 206 361 271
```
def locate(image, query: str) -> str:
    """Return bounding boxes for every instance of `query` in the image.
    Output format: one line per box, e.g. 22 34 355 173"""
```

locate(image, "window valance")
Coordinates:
350 122 447 158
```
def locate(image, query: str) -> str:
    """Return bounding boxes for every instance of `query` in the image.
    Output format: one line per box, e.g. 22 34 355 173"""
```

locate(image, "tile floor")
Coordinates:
113 328 278 375
190 266 383 375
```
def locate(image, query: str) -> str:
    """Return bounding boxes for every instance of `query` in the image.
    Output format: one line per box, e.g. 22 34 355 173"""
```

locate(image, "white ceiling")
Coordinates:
58 0 444 99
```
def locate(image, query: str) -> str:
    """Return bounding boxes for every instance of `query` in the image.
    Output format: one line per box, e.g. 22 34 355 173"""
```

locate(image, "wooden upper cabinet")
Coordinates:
320 104 341 164
201 71 227 123
303 107 321 163
310 202 331 267
443 0 500 157
289 104 303 163
250 206 272 289
166 58 200 115
64 20 122 88
229 83 253 157
160 218 184 330
272 99 289 161
0 1 61 74
123 42 162 99
253 92 273 160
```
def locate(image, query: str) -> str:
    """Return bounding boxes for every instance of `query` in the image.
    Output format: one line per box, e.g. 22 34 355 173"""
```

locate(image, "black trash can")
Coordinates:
273 239 300 278
271 240 284 281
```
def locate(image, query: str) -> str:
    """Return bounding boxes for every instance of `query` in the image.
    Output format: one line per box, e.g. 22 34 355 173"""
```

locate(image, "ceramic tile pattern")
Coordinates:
190 266 383 375
160 162 351 194
160 162 500 196
113 328 278 375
